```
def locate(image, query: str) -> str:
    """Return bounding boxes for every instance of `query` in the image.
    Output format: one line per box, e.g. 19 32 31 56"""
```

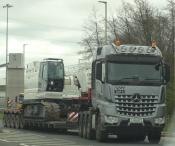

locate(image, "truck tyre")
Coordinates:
78 112 83 137
96 114 107 142
136 134 146 142
86 112 95 139
14 115 20 129
148 131 161 144
83 112 87 138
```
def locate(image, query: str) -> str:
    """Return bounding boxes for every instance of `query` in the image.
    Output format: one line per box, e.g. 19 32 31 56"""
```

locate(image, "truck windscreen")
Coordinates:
48 62 64 80
107 62 162 84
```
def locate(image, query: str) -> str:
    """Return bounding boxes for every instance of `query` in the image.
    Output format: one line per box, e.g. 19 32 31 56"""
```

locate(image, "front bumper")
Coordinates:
100 104 166 134
102 116 165 134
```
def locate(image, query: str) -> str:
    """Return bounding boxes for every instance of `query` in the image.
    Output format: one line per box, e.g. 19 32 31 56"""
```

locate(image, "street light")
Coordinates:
3 4 13 100
23 44 28 67
98 1 107 45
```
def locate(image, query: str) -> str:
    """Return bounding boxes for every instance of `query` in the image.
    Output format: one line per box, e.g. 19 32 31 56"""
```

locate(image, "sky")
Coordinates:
0 0 167 67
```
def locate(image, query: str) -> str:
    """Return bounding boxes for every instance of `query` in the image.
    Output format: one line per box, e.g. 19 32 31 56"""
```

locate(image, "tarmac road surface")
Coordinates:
0 128 173 146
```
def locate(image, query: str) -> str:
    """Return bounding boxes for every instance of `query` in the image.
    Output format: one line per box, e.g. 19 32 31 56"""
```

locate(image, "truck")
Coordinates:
78 41 170 144
2 41 170 144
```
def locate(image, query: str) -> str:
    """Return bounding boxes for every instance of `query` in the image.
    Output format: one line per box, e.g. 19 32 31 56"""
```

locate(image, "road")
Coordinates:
0 128 174 146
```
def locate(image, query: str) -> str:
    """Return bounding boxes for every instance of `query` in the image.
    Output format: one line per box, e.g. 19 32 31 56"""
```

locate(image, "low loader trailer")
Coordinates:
3 58 90 131
3 41 170 144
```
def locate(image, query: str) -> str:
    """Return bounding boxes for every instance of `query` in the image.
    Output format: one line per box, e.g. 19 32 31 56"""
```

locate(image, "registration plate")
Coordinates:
130 118 143 124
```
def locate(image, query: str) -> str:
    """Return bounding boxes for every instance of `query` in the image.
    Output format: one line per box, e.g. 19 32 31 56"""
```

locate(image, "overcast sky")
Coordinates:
0 0 167 66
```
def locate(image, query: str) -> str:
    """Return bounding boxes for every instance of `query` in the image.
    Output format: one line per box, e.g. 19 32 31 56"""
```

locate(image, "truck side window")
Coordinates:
42 64 47 80
96 62 102 81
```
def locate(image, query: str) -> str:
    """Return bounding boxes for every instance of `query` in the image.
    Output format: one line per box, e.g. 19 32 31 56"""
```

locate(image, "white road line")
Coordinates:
0 132 20 136
3 135 45 140
29 144 84 146
0 138 10 142
4 138 47 142
0 133 45 138
23 141 76 145
20 143 30 146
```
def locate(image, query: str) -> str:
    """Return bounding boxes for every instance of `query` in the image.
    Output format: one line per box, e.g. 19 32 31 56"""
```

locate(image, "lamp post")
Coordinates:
23 44 28 68
98 1 107 45
3 4 13 100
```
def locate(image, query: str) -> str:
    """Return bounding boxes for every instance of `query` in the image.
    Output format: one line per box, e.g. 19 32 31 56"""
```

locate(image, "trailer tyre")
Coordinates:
19 115 24 129
78 112 83 137
14 115 20 129
3 113 7 127
6 114 10 128
10 114 15 128
83 113 87 138
96 114 107 142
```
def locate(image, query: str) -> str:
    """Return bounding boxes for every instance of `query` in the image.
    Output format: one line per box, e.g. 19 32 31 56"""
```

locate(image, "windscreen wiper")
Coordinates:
143 78 160 81
118 76 139 81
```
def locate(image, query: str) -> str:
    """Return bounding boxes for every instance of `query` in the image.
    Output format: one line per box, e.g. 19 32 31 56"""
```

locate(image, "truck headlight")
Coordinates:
155 117 165 124
104 115 119 124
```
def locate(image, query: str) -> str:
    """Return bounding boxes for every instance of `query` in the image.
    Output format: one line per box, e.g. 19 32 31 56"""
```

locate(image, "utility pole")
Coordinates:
98 1 107 45
3 4 13 100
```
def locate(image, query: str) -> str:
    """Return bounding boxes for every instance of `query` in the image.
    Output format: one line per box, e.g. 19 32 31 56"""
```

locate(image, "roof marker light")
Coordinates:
152 40 157 48
114 38 121 46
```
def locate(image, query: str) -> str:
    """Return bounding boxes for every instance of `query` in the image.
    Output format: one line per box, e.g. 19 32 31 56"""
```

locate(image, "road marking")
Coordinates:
0 138 9 142
0 129 89 146
0 133 45 138
23 141 76 145
20 143 30 146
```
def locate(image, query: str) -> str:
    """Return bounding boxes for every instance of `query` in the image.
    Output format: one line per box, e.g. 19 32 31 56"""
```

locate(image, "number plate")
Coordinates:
130 118 143 124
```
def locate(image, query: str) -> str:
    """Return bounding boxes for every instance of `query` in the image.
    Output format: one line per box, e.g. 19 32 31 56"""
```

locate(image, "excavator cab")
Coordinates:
39 58 64 92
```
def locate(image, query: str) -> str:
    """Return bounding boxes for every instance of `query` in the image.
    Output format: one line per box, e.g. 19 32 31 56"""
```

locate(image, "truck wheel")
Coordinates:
86 112 95 139
78 112 83 137
83 113 87 138
148 132 161 144
136 134 146 142
96 114 107 142
14 115 20 129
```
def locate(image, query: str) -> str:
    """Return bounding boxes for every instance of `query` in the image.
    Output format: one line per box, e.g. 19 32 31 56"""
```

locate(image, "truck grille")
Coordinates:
115 95 158 117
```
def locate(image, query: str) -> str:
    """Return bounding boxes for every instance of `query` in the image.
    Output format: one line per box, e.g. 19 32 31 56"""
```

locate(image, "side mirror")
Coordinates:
74 76 81 89
102 63 105 83
164 64 170 83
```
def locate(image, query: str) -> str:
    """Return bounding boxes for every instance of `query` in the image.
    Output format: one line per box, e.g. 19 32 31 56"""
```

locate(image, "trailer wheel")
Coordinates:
10 114 15 128
96 114 107 142
3 113 7 127
83 112 87 138
86 112 95 139
148 131 161 144
78 112 83 137
6 114 10 128
14 115 20 129
19 115 24 129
